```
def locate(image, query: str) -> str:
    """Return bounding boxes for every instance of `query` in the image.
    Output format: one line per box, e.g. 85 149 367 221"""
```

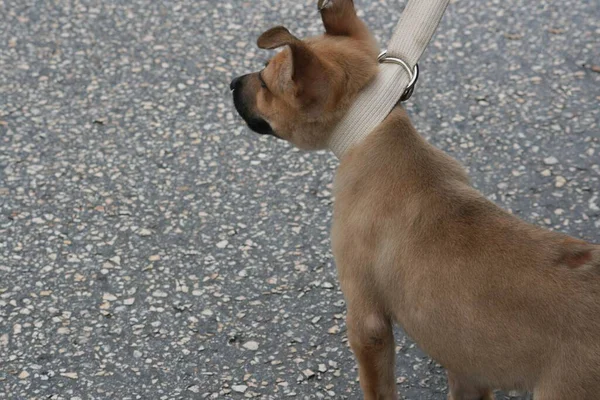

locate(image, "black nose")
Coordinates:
230 76 243 91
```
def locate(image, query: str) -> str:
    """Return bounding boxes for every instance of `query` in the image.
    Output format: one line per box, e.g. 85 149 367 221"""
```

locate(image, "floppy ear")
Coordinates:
257 26 329 109
257 26 300 50
257 26 319 83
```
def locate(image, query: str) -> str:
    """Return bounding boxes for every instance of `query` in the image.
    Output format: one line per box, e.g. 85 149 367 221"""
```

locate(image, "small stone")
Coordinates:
589 196 600 212
201 309 213 316
103 293 118 301
138 228 152 236
232 385 248 393
321 282 334 289
109 256 121 265
540 169 552 177
302 369 315 379
124 298 135 305
295 264 308 272
152 290 168 298
318 364 327 373
530 76 542 83
18 371 29 379
149 255 160 261
216 240 228 249
543 156 559 165
32 217 45 224
243 341 259 351
328 325 340 334
61 372 78 379
504 32 523 40
555 176 567 188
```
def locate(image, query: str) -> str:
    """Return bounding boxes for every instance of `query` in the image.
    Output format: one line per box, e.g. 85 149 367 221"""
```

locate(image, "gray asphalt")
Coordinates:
1 0 599 399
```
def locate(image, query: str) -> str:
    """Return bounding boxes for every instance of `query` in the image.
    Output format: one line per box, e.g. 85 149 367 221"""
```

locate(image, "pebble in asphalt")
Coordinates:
1 0 598 399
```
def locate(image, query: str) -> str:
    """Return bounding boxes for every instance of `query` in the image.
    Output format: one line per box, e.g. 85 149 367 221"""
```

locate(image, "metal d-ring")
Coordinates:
378 50 419 102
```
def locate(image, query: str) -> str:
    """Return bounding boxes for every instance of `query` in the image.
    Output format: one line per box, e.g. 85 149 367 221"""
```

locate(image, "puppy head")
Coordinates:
231 0 379 150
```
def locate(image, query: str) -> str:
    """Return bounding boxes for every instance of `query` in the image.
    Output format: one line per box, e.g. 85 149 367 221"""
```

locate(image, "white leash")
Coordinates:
327 0 450 158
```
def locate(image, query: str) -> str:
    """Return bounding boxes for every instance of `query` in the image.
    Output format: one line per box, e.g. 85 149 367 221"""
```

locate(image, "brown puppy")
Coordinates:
230 1 600 399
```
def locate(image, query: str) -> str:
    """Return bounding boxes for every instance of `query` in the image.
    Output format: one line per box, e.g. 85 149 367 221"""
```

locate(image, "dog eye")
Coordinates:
258 71 268 89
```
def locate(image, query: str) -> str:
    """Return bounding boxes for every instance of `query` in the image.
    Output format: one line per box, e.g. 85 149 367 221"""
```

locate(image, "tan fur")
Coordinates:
334 108 600 399
231 1 600 399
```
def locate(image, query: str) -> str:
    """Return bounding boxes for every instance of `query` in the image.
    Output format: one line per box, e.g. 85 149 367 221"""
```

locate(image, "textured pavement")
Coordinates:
1 0 599 399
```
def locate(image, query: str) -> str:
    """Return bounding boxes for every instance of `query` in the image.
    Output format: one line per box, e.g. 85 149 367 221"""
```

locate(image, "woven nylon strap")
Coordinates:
328 0 450 158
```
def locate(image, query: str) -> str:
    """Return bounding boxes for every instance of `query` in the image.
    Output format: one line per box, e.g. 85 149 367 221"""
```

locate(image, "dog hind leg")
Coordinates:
447 370 495 400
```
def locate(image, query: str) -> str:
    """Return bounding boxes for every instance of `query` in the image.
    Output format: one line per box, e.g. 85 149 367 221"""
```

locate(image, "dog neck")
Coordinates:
334 105 470 188
328 99 402 159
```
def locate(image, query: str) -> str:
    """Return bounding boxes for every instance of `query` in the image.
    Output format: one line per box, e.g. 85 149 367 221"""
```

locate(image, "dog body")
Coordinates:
333 107 600 399
231 1 600 398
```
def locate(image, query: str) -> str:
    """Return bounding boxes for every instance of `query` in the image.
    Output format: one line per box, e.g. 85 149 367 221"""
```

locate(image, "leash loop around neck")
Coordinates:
327 0 450 159
377 50 419 102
